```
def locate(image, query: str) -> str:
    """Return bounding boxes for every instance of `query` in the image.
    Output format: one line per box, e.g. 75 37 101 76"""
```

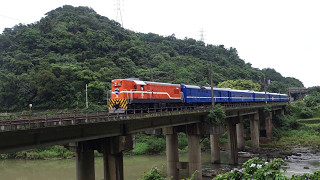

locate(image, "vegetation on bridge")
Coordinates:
0 5 303 111
206 104 226 126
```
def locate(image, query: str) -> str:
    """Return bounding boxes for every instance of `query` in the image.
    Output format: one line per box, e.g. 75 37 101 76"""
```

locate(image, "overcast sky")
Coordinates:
1 0 319 87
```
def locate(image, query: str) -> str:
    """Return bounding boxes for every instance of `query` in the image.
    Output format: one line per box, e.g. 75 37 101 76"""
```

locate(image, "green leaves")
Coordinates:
215 158 287 180
218 79 261 91
206 104 226 126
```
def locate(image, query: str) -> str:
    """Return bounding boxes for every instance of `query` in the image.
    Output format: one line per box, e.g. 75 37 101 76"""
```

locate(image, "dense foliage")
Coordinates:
217 79 261 91
138 167 169 180
141 158 320 180
206 104 226 126
305 86 320 107
0 5 303 111
215 158 320 180
215 158 287 180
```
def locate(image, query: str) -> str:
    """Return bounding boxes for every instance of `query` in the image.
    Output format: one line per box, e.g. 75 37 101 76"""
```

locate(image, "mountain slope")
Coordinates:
0 5 303 110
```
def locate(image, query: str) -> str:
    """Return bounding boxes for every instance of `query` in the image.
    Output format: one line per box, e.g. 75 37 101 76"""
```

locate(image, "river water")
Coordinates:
0 151 319 180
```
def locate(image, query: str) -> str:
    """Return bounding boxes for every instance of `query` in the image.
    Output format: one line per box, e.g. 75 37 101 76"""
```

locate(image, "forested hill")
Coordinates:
0 5 303 111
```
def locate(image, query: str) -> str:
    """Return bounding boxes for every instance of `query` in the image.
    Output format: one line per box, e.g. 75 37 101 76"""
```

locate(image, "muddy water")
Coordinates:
0 151 319 180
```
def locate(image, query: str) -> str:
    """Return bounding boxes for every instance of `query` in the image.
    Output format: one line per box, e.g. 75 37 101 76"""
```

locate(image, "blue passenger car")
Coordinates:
229 90 254 102
269 93 280 102
180 84 230 103
279 94 289 102
253 92 268 102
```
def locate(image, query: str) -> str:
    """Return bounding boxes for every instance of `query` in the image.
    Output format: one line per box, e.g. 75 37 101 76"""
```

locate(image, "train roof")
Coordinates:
181 84 231 90
279 94 289 96
228 89 253 93
269 92 280 95
113 79 146 85
112 79 179 87
145 81 180 87
253 91 269 94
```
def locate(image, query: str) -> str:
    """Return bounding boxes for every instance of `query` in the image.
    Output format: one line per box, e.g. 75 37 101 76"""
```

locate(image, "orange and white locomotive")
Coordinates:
108 79 183 113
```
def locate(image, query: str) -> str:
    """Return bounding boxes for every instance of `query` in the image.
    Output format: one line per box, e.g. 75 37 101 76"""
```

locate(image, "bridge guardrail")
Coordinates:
0 102 287 132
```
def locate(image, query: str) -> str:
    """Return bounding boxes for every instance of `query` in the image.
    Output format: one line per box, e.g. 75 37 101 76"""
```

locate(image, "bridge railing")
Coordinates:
0 102 287 132
0 106 211 132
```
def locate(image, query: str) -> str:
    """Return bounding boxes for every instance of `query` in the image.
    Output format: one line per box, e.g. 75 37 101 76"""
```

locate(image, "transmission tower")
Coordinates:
199 28 205 42
114 0 124 27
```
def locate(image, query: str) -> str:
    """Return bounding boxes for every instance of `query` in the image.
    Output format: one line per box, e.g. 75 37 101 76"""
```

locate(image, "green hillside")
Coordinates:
0 5 303 111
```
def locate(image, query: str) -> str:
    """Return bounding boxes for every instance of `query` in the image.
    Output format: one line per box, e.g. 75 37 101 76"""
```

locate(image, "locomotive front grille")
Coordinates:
108 99 128 113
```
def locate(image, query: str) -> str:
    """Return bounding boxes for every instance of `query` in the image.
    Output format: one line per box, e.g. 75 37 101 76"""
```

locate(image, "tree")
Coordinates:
218 79 261 91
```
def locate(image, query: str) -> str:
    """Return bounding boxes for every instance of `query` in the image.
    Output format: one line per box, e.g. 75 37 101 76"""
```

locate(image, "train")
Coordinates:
108 78 289 113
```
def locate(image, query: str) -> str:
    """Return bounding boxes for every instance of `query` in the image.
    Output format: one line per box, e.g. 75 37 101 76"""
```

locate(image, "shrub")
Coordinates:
178 133 188 150
300 107 313 118
291 170 320 180
215 158 287 180
138 167 170 180
134 134 166 154
130 143 149 155
206 104 226 126
286 101 313 119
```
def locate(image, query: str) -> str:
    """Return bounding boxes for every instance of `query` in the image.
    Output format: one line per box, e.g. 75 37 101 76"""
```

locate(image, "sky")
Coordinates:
1 0 319 87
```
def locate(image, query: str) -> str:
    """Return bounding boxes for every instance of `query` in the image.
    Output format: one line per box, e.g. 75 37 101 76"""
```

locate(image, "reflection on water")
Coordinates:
0 151 319 180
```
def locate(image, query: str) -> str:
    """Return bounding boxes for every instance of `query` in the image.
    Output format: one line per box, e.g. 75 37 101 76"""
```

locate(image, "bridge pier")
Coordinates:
72 135 134 180
226 118 238 165
102 136 126 180
265 112 272 141
250 113 260 152
76 141 95 180
187 124 202 179
210 125 224 164
164 127 179 180
236 116 245 151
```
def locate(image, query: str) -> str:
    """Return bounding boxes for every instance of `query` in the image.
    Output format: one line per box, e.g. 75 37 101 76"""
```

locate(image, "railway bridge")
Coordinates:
0 102 287 180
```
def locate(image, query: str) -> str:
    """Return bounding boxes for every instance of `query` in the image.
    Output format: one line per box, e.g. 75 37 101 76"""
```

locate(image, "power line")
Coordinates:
0 14 27 23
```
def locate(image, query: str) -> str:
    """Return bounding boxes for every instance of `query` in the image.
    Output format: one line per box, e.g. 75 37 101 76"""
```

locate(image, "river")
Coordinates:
0 151 319 180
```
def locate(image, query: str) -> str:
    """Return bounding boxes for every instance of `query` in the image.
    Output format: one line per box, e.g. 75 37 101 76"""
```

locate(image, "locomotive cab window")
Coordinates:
141 85 144 91
134 85 137 91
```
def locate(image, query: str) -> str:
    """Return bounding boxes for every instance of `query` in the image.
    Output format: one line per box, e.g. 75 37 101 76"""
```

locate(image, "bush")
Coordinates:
286 101 313 119
291 171 320 180
0 145 74 159
134 134 166 154
206 104 226 126
130 143 149 155
300 107 313 118
178 133 188 150
215 158 287 180
138 167 169 180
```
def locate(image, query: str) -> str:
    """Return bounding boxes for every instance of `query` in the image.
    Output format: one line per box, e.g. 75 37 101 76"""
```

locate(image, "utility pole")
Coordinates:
264 76 267 104
150 68 154 81
86 84 89 108
210 61 215 107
